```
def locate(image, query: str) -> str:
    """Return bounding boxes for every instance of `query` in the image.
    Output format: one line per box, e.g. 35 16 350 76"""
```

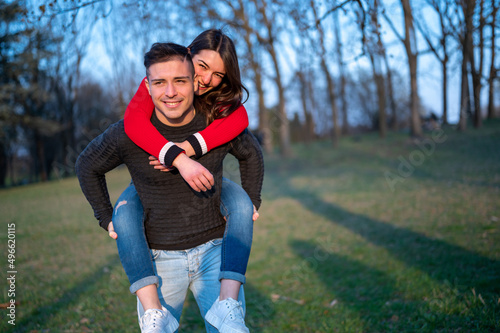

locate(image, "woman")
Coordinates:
112 29 261 333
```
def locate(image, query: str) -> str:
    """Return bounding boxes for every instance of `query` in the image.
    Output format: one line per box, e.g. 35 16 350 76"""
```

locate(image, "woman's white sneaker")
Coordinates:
140 306 179 333
205 297 249 333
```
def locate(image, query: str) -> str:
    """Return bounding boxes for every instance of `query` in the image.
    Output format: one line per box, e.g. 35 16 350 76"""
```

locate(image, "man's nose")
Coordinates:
164 83 177 97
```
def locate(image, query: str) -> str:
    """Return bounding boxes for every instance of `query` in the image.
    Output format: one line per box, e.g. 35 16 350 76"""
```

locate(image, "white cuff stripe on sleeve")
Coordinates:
159 142 175 166
194 132 208 155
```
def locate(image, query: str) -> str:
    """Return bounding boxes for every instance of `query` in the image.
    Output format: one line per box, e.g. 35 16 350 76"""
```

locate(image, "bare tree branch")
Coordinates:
40 0 106 16
304 0 365 30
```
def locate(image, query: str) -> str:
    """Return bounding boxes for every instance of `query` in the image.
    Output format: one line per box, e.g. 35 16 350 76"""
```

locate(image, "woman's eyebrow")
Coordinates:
198 59 226 75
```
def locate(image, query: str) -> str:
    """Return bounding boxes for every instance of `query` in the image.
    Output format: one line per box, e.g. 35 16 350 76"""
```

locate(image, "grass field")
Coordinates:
1 120 499 332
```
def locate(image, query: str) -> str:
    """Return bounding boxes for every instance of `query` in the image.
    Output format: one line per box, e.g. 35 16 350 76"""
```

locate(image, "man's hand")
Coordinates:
253 205 259 221
108 221 118 239
149 156 174 172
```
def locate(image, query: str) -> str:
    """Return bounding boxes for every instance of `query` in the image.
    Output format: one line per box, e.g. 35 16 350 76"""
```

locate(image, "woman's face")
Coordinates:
192 50 226 96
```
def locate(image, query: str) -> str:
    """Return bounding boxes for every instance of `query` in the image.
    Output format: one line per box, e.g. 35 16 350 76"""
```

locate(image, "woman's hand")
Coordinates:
174 141 195 157
149 155 214 192
172 154 214 192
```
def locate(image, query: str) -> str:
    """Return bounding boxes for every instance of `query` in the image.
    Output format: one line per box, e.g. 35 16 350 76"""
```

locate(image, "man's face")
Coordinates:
145 58 195 126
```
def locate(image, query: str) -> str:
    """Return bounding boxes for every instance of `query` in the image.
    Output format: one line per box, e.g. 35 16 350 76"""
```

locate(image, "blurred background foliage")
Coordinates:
0 0 499 187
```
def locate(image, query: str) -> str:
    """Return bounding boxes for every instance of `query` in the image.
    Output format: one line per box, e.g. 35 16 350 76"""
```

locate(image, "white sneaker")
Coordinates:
205 297 249 333
140 306 179 333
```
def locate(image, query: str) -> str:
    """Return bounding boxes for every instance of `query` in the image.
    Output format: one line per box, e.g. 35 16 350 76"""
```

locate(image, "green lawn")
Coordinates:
1 121 499 332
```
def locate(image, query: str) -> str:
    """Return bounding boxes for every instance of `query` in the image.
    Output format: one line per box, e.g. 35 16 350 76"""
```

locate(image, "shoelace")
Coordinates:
224 300 245 322
143 309 165 329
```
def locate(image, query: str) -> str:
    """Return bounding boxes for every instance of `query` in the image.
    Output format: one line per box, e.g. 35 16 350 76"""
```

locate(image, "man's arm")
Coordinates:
75 122 124 230
228 129 264 210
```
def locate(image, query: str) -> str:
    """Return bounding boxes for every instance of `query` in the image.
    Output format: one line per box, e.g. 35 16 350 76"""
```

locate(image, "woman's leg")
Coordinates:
206 180 253 332
218 177 254 299
112 183 161 310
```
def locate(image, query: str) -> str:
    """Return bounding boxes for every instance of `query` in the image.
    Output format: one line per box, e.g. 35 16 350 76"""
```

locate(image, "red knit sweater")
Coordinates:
124 78 249 166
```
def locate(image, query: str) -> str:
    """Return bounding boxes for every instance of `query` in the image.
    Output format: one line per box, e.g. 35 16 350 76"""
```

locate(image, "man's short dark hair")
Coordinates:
144 42 194 77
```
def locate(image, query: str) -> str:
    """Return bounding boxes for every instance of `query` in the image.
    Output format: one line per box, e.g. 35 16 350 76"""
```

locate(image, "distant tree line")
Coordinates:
0 0 499 186
0 1 121 186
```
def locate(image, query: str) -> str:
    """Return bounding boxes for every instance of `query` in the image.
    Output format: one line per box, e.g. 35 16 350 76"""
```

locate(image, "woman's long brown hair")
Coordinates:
189 29 249 124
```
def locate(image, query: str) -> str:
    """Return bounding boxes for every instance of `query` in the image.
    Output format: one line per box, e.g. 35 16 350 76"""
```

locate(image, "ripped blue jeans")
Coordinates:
112 178 254 293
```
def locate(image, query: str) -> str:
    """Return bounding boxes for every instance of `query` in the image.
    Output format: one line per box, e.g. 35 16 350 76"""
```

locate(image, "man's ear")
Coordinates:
193 74 199 94
144 77 152 96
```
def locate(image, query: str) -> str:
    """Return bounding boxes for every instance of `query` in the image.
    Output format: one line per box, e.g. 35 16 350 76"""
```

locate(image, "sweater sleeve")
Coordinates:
228 129 264 210
75 122 124 231
186 104 249 157
124 78 249 164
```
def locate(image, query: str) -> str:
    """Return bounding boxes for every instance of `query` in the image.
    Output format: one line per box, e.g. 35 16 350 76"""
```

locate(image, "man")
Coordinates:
76 43 263 333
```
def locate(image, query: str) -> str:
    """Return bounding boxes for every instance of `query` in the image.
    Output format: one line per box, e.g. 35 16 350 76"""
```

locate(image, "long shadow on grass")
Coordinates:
279 182 500 296
14 255 121 332
382 126 500 189
289 240 494 332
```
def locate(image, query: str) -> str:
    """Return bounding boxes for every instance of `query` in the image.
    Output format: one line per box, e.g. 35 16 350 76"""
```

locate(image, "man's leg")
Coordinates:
188 239 246 333
137 249 189 332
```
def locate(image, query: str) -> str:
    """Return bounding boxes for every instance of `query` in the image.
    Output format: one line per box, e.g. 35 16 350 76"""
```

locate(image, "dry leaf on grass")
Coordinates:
271 293 305 305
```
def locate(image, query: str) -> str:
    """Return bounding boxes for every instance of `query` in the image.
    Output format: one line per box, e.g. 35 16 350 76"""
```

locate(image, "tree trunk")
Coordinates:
487 2 498 119
36 131 48 182
244 38 271 153
311 1 340 146
333 0 349 135
306 72 320 137
471 0 484 128
442 58 448 125
267 37 290 156
258 0 291 156
370 56 387 138
458 53 470 131
232 0 273 154
321 59 341 147
368 0 387 138
255 67 272 153
401 0 422 137
459 0 476 131
439 3 449 126
298 72 313 143
383 53 397 130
